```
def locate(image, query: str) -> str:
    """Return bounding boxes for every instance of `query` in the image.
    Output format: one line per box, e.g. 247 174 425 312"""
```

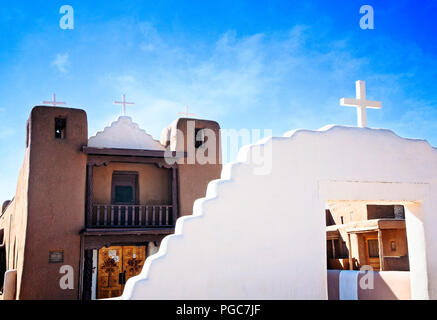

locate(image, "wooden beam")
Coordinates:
82 250 93 300
82 233 172 250
172 167 179 225
82 146 186 158
78 235 85 300
82 228 175 236
347 233 353 270
378 229 385 271
331 239 336 259
87 155 177 169
86 165 93 228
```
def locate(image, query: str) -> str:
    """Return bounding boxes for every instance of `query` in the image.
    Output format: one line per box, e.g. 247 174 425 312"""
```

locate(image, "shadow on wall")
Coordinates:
327 270 411 300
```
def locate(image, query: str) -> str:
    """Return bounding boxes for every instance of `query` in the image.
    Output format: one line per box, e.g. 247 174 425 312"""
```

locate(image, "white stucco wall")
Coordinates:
122 125 437 300
88 116 165 150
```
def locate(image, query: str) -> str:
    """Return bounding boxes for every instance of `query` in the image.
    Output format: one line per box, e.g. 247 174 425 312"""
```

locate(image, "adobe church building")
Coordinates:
0 105 221 300
2 81 437 300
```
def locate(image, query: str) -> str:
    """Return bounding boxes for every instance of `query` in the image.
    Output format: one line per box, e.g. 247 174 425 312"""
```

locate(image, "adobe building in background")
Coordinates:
326 203 409 272
0 105 221 300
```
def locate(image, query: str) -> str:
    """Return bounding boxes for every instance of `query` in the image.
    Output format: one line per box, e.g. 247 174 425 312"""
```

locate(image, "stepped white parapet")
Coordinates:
88 116 165 150
122 125 437 300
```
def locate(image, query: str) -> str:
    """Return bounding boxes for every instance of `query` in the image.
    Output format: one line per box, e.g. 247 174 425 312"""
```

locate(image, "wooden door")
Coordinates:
365 235 380 271
122 246 146 284
97 245 146 299
97 246 123 299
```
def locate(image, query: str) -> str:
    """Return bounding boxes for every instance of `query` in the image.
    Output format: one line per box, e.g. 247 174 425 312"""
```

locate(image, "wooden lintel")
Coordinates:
82 146 186 159
87 155 178 169
82 227 175 236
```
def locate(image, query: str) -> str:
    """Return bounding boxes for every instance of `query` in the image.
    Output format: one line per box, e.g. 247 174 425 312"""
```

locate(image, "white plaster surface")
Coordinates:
122 125 437 300
88 116 165 150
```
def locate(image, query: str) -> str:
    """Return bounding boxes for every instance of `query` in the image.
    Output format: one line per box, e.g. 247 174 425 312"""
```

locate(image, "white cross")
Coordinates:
42 93 66 106
178 105 196 118
340 80 382 127
114 94 135 116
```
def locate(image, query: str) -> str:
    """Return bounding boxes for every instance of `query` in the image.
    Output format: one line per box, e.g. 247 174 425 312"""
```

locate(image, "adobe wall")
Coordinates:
0 148 30 299
327 201 368 224
122 126 437 300
93 162 172 205
19 106 87 299
382 229 408 258
162 118 222 216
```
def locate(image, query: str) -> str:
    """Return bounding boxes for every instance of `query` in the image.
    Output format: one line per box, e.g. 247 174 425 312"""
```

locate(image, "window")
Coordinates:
367 239 379 258
111 172 138 205
367 204 405 220
114 186 134 203
391 241 397 251
55 118 66 139
195 128 205 149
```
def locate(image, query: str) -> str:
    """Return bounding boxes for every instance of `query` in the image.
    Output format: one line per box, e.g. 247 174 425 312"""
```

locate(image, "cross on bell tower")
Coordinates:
42 93 66 107
340 80 382 127
178 105 196 118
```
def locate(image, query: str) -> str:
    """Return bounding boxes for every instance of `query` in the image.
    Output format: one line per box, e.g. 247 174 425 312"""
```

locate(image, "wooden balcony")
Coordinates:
87 204 174 228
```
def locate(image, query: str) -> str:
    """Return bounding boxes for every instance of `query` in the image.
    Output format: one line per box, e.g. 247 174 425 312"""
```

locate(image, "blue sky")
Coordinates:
0 0 436 201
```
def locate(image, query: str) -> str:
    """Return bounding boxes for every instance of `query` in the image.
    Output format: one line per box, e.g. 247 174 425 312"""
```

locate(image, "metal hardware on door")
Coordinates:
118 271 127 284
118 272 123 285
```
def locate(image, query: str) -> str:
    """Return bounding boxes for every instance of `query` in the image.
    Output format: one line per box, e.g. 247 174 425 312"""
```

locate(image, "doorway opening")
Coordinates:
325 202 410 272
90 242 159 300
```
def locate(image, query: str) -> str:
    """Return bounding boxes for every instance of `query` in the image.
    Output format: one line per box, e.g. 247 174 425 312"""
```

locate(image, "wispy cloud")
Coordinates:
91 21 437 143
52 52 70 73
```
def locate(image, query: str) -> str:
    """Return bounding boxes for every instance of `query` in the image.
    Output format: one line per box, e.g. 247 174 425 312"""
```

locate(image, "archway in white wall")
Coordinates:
319 180 429 300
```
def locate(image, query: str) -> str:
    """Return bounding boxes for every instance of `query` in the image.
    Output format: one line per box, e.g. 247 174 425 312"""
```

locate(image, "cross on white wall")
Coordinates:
42 93 66 106
114 94 135 116
178 105 196 118
340 80 382 128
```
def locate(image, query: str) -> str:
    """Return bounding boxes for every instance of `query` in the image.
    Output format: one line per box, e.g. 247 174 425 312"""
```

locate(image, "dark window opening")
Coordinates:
367 204 405 220
55 118 67 139
367 239 379 258
391 241 397 251
195 128 205 149
111 172 138 205
114 186 134 203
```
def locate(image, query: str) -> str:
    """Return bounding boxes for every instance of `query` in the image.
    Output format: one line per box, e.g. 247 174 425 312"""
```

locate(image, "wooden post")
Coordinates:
347 233 353 270
378 229 384 271
82 249 94 300
172 166 178 225
86 164 94 228
331 239 336 259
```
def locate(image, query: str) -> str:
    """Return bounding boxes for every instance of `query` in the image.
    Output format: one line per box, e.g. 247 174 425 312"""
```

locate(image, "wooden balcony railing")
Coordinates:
88 204 174 228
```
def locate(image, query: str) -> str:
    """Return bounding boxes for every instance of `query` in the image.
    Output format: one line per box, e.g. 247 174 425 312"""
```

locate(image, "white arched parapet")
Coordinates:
122 125 437 300
88 116 165 150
